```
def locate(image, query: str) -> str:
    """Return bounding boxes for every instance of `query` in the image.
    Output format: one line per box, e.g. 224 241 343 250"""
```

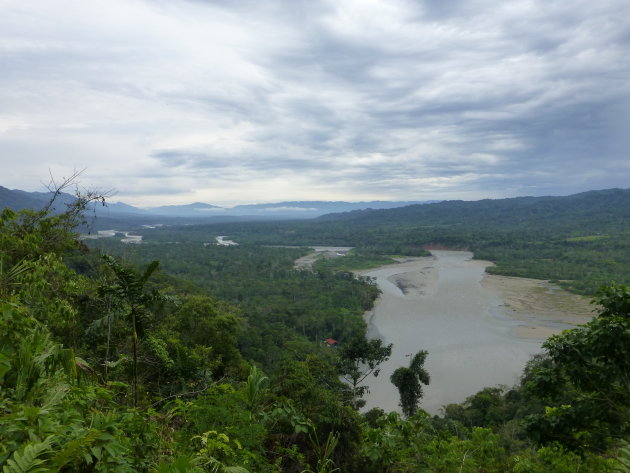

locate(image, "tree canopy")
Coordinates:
1 186 628 472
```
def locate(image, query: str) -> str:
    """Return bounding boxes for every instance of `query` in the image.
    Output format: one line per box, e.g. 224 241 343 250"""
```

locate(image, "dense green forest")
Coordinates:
136 188 630 294
1 191 629 472
85 239 379 368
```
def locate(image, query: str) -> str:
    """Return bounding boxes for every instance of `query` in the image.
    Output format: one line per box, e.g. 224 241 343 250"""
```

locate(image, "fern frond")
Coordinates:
612 440 630 473
40 381 70 409
86 312 118 334
51 429 100 470
222 467 250 473
0 350 10 382
155 454 204 473
2 437 53 473
204 457 250 473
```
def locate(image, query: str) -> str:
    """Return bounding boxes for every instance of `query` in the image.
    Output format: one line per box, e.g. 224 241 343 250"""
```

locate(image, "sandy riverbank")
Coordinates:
294 246 353 269
481 274 593 339
356 251 593 415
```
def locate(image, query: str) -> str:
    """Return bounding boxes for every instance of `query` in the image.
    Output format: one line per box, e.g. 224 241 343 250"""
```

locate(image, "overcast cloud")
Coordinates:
1 0 629 206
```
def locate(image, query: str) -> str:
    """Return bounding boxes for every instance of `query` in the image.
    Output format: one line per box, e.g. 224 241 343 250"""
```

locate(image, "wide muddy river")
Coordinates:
358 250 580 415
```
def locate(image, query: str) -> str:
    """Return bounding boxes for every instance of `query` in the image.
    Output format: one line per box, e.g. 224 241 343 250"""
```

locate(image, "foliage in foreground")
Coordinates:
1 195 628 472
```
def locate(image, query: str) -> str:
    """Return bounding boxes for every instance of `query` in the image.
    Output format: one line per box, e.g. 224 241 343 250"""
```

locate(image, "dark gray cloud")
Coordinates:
0 0 629 205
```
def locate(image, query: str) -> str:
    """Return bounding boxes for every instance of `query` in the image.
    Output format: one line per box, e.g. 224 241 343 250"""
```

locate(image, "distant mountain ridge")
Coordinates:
148 202 223 216
0 186 430 220
223 200 432 217
141 200 432 217
4 184 628 225
0 186 150 217
318 188 630 229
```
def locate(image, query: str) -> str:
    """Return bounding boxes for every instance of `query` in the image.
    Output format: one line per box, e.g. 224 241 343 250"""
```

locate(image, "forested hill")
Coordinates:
318 188 630 230
310 188 629 293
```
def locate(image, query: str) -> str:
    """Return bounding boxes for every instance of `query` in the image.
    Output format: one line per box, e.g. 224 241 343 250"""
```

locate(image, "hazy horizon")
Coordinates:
3 182 625 210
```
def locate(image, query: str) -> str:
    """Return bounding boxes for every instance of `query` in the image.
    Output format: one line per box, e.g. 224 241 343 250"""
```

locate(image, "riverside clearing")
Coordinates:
356 250 593 415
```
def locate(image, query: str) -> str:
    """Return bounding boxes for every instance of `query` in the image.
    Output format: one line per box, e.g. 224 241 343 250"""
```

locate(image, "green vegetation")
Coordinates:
1 187 629 472
524 283 630 452
136 188 629 295
390 350 430 418
87 239 379 368
313 249 400 272
565 235 608 243
337 335 392 409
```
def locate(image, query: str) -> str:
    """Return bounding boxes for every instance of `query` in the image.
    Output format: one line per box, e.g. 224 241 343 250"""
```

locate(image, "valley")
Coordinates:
3 1 629 468
1 187 628 472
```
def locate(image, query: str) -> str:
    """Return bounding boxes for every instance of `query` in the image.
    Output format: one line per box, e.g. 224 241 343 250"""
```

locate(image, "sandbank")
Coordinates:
294 246 353 269
481 274 593 339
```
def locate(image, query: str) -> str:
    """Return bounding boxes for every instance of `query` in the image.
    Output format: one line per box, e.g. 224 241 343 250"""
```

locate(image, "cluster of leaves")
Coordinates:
523 283 630 452
390 350 430 418
337 335 392 409
359 410 618 473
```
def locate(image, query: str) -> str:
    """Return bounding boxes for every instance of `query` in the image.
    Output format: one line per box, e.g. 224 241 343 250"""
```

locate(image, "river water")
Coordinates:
360 250 544 415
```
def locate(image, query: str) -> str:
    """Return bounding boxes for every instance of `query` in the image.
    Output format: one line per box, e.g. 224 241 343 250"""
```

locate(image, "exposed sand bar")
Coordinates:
357 250 593 415
294 247 353 269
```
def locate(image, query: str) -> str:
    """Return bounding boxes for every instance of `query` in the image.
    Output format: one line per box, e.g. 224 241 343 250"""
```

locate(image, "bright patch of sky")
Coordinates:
1 0 629 206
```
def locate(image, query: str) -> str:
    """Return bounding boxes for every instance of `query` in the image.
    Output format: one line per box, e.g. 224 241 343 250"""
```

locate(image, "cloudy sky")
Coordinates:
1 0 629 206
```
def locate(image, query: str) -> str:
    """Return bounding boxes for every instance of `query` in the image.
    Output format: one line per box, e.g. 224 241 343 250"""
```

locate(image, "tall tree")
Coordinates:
337 335 392 409
99 255 173 406
390 350 430 418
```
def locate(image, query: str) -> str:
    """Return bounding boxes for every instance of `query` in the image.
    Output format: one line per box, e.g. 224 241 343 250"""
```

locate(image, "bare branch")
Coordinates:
36 169 116 232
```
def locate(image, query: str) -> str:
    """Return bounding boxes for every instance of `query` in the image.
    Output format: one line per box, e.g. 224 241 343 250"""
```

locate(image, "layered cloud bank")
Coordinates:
1 0 629 205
